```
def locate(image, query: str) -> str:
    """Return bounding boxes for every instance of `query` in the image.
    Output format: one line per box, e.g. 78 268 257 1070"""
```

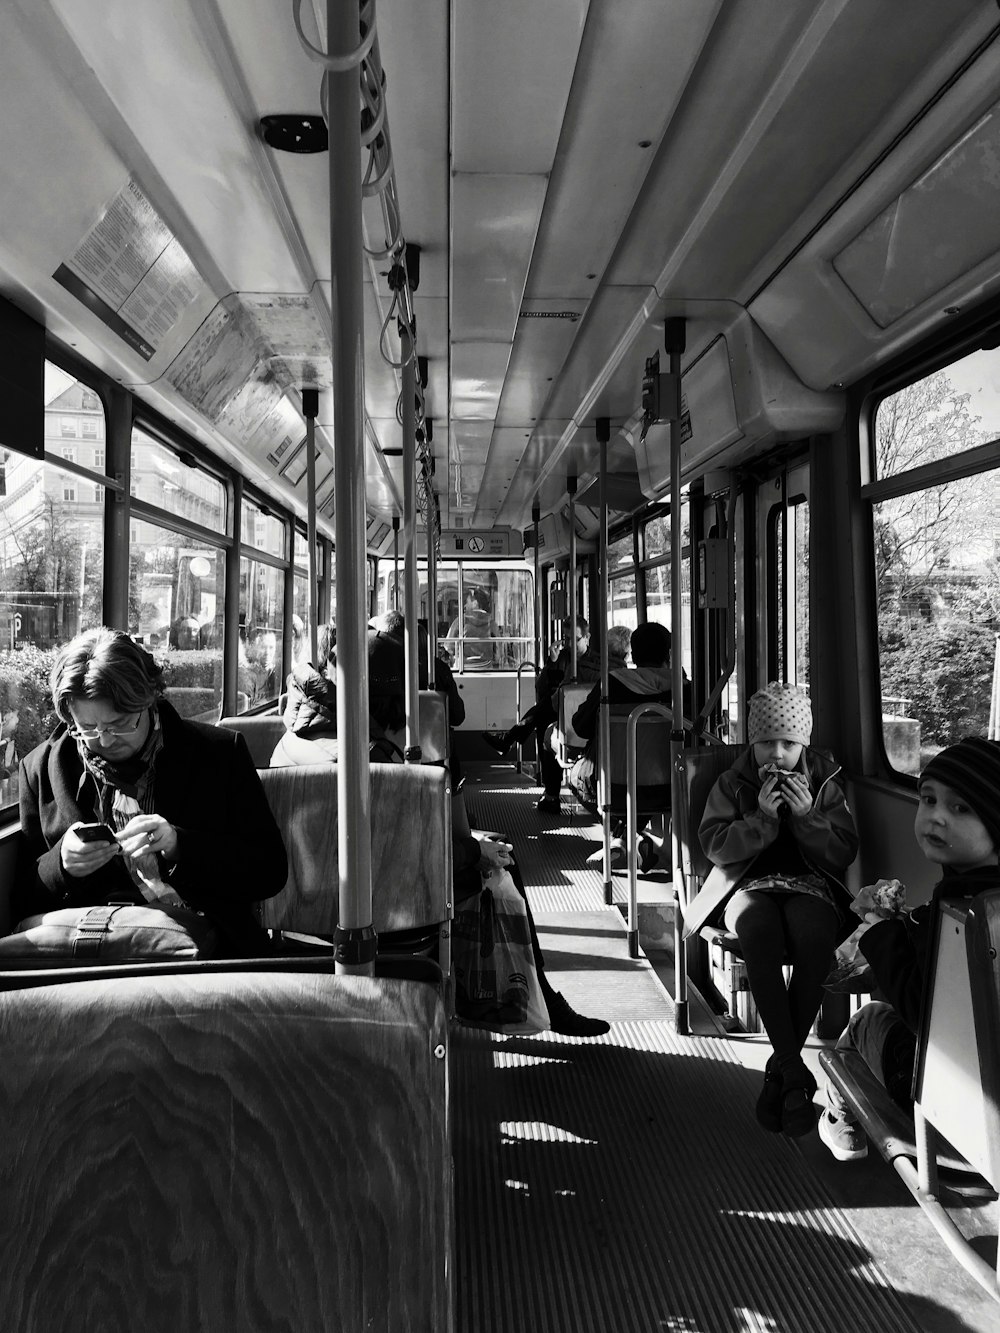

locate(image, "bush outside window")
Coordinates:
870 365 1000 773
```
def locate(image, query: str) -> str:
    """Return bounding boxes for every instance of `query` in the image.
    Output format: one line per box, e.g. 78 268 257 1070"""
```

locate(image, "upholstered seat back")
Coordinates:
0 969 451 1331
258 762 452 936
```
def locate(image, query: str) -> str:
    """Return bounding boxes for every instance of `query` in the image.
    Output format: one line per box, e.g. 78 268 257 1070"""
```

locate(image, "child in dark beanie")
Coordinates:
819 736 1000 1161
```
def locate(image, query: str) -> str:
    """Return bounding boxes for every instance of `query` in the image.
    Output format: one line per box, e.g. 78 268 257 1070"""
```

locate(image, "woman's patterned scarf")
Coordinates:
77 707 166 899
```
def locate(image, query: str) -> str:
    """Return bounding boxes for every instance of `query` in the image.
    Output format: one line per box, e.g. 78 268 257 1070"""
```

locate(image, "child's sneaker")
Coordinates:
818 1109 868 1161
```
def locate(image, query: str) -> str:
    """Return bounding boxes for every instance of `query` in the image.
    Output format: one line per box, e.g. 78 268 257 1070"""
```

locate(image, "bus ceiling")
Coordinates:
0 2 999 533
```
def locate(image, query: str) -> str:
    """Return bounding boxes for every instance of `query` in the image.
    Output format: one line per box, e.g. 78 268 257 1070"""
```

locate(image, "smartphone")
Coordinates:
76 822 118 844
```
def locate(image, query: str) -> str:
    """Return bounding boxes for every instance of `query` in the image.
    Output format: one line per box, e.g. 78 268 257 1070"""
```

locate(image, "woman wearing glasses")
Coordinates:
13 627 287 955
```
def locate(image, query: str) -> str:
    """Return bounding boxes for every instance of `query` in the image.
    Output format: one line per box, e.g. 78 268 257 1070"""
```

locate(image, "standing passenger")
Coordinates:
685 683 858 1137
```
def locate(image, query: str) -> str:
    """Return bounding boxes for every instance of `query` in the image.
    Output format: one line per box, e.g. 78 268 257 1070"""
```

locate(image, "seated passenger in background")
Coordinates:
15 627 287 956
273 614 608 1037
570 622 686 866
271 622 343 766
687 683 858 1138
531 623 631 817
482 615 600 763
818 737 1000 1162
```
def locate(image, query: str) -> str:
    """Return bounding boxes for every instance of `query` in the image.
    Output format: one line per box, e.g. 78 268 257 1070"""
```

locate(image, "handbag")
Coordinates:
452 868 549 1034
567 753 598 810
0 903 219 968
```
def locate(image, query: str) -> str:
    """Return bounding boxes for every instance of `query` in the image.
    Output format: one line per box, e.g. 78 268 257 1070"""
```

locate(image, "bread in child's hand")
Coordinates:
851 877 906 920
871 878 906 914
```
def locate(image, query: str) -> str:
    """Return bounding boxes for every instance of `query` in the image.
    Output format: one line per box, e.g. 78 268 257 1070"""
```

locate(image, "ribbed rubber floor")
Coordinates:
452 1021 922 1333
453 767 924 1333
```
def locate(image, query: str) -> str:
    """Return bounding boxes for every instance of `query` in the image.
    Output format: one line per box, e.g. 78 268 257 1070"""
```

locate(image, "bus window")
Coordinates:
0 363 106 812
642 502 692 682
130 521 225 720
769 491 809 690
239 498 287 711
377 561 534 672
869 366 1000 775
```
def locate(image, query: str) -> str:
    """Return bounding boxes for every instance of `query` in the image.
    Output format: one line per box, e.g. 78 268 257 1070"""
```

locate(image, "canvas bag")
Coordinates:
452 867 549 1034
0 903 219 968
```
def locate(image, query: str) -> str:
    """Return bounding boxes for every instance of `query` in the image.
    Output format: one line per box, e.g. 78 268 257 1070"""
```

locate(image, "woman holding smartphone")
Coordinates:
14 627 287 955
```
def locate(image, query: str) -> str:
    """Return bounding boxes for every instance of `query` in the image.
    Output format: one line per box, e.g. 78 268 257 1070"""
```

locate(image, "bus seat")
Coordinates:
219 714 287 769
417 689 449 764
0 968 452 1331
221 696 447 768
607 708 673 815
552 683 592 768
258 762 452 962
674 743 745 951
163 686 219 724
819 891 1000 1299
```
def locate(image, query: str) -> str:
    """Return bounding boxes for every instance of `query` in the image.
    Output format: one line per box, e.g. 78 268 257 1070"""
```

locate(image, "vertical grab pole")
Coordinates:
328 0 374 975
568 475 578 679
392 515 400 610
427 493 438 672
303 390 320 666
533 501 541 666
401 322 421 762
596 418 612 906
665 318 689 1032
515 660 537 774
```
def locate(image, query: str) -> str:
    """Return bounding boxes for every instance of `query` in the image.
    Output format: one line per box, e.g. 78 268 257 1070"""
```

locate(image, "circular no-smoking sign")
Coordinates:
468 536 484 553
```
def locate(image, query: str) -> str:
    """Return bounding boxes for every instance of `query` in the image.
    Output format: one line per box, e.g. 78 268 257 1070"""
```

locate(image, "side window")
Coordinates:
768 491 809 690
238 498 288 711
0 364 106 812
129 424 228 722
868 364 1000 774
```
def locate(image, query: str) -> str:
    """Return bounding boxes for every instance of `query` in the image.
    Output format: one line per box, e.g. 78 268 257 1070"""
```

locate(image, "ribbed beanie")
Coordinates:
921 737 1000 850
747 682 813 747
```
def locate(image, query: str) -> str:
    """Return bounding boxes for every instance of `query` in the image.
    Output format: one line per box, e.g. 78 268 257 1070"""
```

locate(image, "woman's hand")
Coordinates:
60 822 122 878
477 837 513 872
118 815 179 864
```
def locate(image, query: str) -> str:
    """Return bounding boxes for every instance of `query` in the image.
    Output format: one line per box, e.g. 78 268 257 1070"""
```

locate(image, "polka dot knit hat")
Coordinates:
747 682 813 747
920 737 1000 850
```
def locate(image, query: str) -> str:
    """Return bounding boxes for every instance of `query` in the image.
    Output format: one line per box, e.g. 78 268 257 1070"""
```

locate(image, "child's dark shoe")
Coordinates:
755 1059 784 1133
780 1069 818 1138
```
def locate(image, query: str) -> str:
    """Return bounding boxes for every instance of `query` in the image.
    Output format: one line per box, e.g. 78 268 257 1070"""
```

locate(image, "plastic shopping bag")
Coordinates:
823 923 875 993
452 868 549 1034
824 878 906 993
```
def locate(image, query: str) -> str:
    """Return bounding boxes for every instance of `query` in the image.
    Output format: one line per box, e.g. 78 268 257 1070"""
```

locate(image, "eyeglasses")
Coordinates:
69 714 143 741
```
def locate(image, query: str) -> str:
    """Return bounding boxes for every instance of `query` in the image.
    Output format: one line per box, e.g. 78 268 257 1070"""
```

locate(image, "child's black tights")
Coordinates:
723 889 840 1072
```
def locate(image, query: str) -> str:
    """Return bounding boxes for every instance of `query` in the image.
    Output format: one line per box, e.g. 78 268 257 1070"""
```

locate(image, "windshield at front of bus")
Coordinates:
381 563 534 672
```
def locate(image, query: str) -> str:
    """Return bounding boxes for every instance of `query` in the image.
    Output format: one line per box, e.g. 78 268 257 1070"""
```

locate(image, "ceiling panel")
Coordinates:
452 0 588 175
451 174 548 343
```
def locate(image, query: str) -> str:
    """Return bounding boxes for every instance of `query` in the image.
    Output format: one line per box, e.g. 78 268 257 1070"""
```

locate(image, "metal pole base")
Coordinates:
627 929 639 959
674 1000 690 1035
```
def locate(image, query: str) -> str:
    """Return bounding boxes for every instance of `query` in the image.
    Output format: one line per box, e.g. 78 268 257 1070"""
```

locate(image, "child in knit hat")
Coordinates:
684 682 859 1138
819 735 1000 1162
